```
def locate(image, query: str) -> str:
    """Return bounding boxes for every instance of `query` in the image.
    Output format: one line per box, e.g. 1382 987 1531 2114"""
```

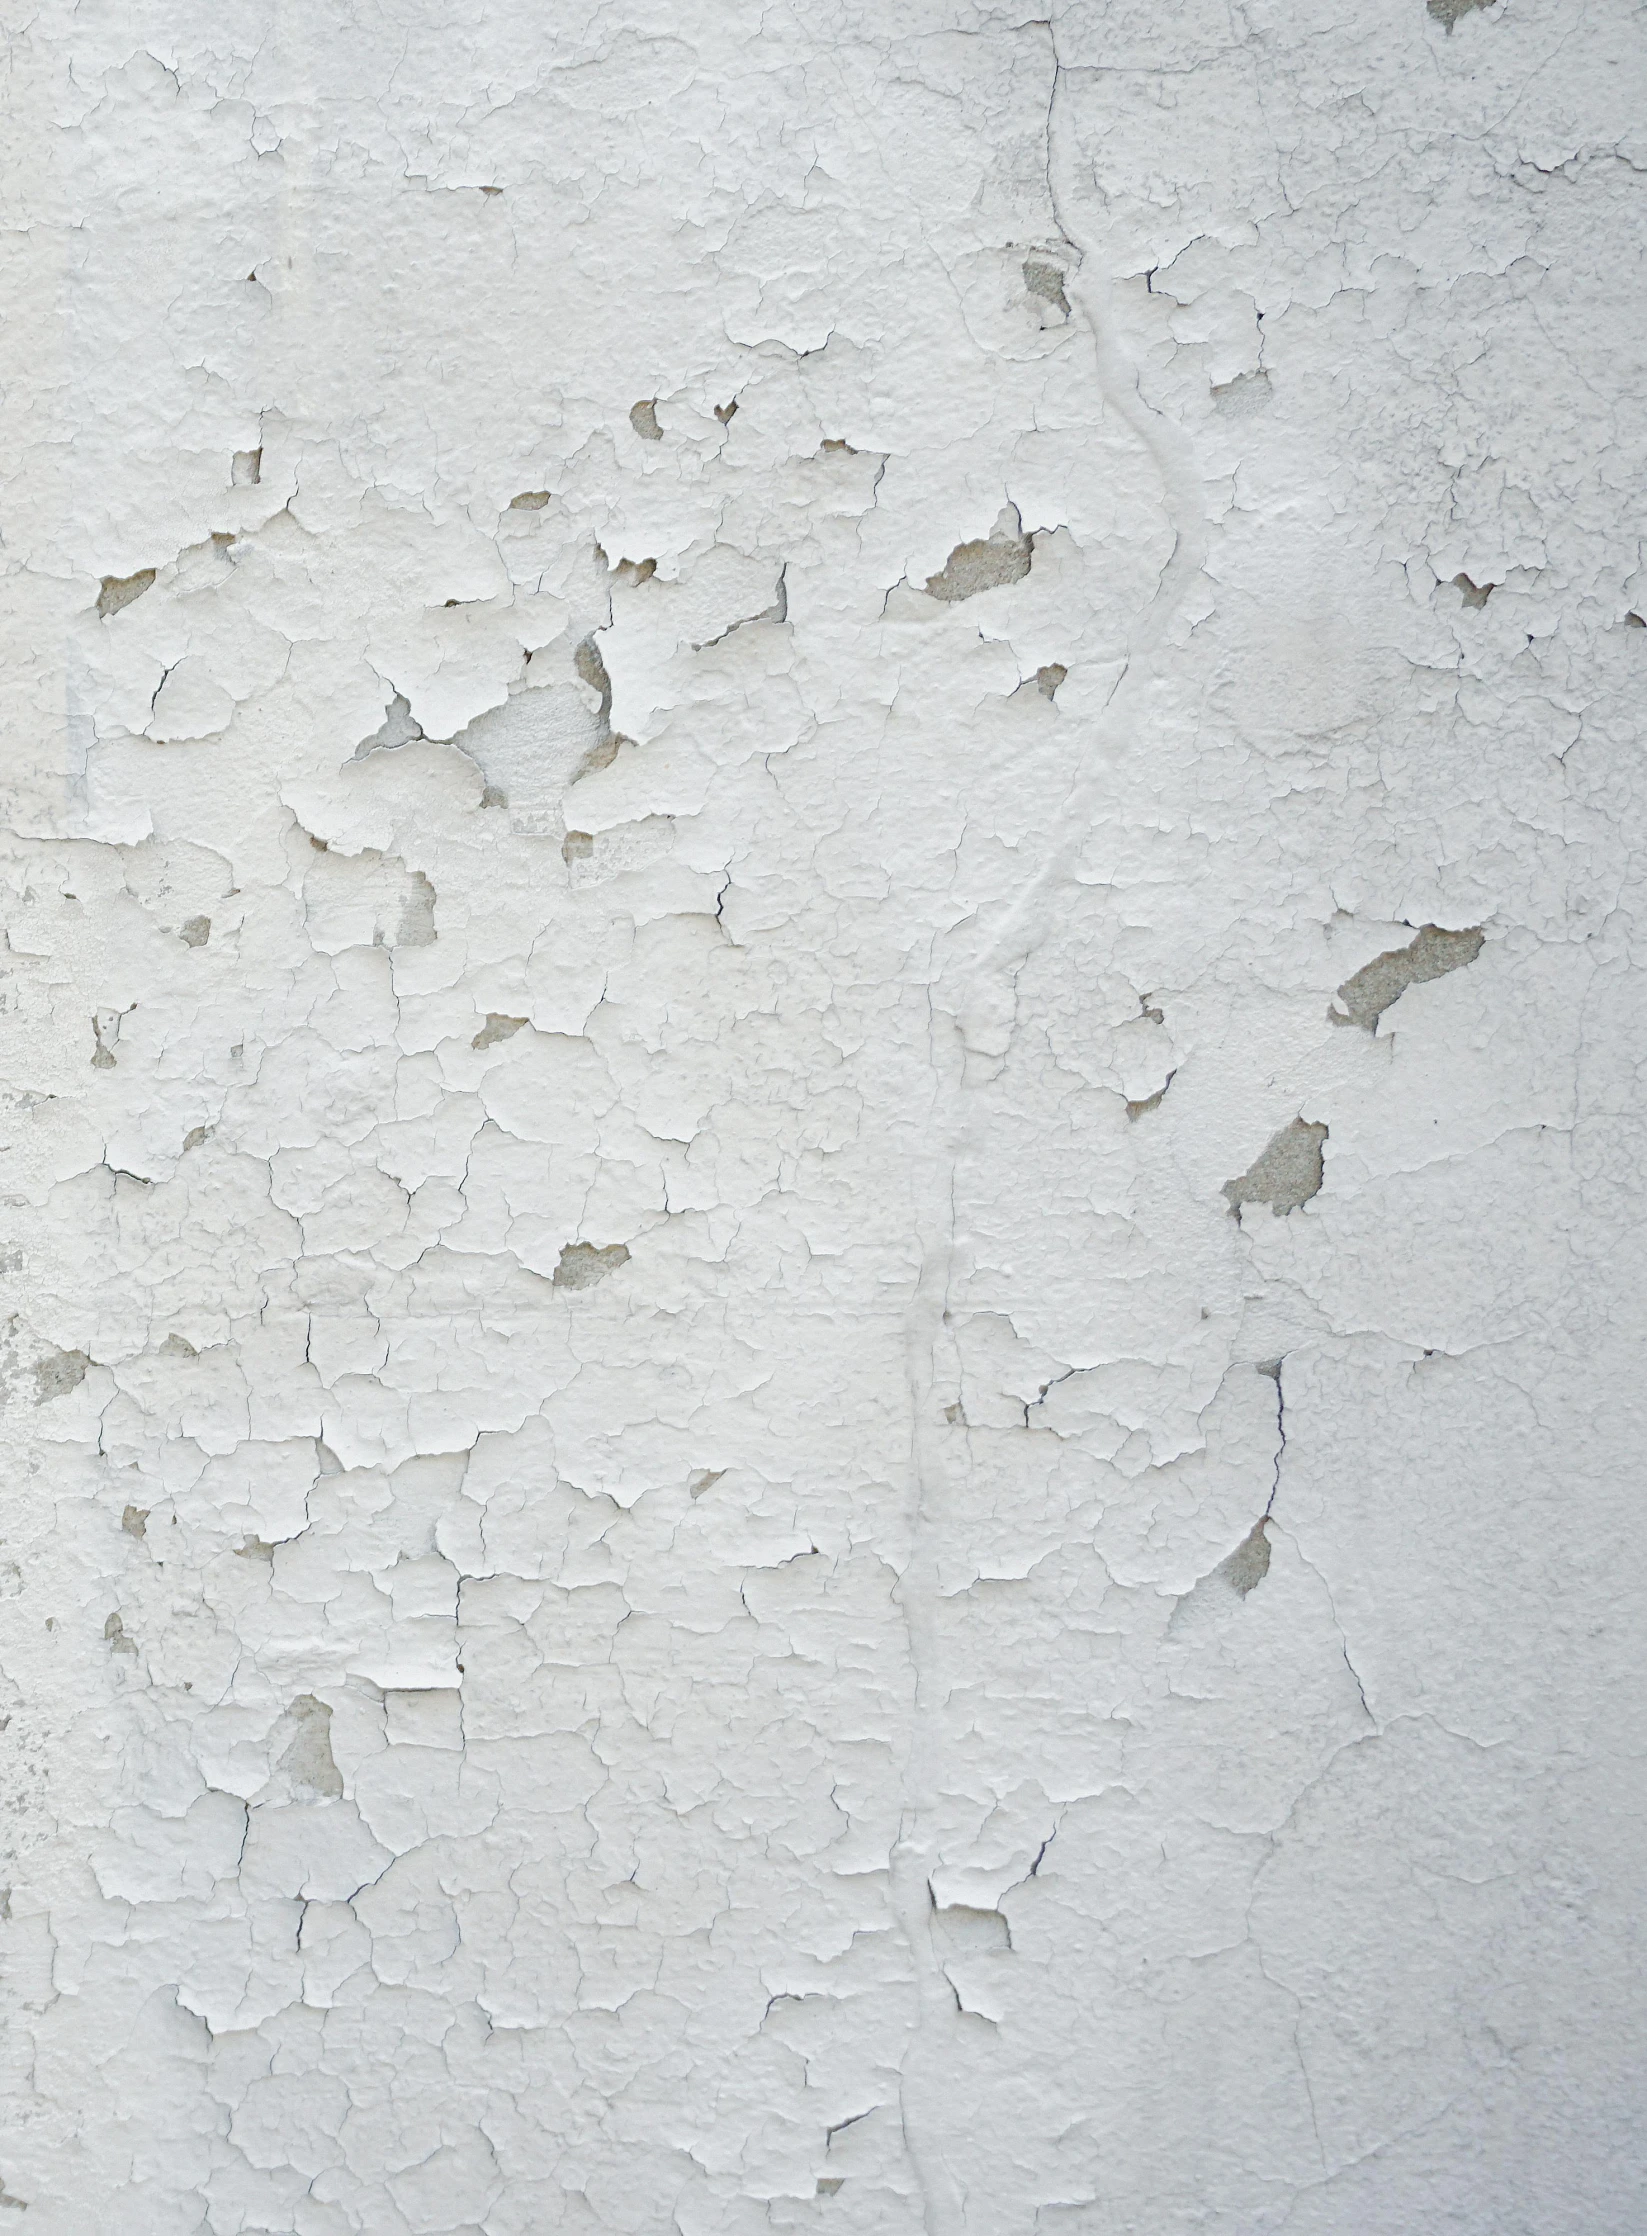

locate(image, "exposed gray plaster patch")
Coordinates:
96 569 154 619
552 1242 631 1290
1023 258 1070 320
278 1695 344 1798
923 510 1032 603
33 1350 88 1402
1223 1119 1328 1217
1331 925 1486 1031
355 692 425 758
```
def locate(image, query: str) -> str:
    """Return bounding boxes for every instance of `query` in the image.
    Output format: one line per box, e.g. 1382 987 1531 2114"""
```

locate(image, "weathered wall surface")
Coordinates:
3 1 1645 2228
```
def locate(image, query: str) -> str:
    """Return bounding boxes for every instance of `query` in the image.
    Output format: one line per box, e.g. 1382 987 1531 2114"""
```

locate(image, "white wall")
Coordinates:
3 1 1645 2228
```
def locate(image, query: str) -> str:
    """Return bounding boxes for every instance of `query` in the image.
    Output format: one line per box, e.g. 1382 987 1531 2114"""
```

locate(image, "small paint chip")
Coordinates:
630 399 662 441
180 916 211 948
510 489 552 510
1452 572 1494 608
121 1505 148 1538
232 448 262 486
472 1013 527 1049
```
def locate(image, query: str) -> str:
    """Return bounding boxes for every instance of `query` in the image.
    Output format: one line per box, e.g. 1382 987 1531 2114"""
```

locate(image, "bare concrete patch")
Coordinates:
1224 1118 1327 1217
1330 924 1484 1032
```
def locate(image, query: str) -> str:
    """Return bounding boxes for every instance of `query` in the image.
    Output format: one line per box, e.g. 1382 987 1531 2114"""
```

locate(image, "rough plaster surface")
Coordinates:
3 2 1646 2229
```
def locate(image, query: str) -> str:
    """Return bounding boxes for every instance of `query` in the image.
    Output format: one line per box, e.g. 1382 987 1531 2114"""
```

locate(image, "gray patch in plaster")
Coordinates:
1330 924 1485 1031
97 569 155 619
397 871 437 946
923 510 1032 604
553 1242 631 1290
1126 1071 1175 1121
472 1013 527 1048
629 399 663 441
1168 1521 1272 1635
179 915 210 947
121 1505 148 1538
1428 0 1495 25
1223 1119 1328 1217
1023 258 1069 319
278 1694 344 1798
35 1349 89 1401
1212 369 1271 415
355 692 425 758
1452 571 1495 607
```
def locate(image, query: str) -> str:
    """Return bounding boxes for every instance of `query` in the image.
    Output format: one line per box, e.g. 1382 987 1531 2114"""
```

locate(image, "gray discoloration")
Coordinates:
629 399 662 441
355 692 424 758
923 513 1032 604
1214 1519 1272 1598
179 915 210 947
1023 258 1069 319
472 1013 527 1049
97 569 155 619
1224 1118 1328 1217
278 1695 344 1798
1168 1520 1272 1636
1428 0 1494 25
553 1241 632 1290
34 1350 88 1402
1331 924 1485 1032
396 870 437 947
1125 1070 1174 1121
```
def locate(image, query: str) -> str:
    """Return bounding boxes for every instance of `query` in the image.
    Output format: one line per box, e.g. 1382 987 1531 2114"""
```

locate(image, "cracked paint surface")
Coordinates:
2 0 1645 2229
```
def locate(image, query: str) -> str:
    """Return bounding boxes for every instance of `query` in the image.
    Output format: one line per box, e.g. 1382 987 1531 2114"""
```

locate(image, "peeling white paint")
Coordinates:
3 1 1646 2229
